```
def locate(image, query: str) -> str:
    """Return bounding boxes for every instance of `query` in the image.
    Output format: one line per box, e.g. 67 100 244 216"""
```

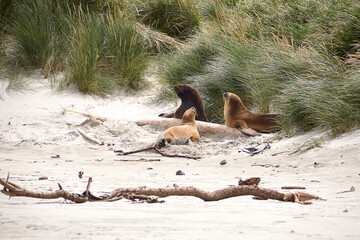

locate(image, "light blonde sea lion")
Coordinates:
163 107 200 143
223 92 279 136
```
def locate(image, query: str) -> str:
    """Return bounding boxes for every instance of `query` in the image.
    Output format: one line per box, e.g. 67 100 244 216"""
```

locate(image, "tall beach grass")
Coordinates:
11 0 59 74
66 12 113 96
138 0 201 39
7 0 153 94
105 12 150 89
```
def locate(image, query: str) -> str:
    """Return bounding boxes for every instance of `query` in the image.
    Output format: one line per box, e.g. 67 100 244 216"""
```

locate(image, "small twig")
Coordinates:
114 146 155 155
271 151 291 156
66 109 108 122
115 146 201 160
77 128 104 146
24 104 50 110
85 177 92 197
251 163 280 168
153 148 201 160
281 186 306 190
336 186 355 194
114 158 161 162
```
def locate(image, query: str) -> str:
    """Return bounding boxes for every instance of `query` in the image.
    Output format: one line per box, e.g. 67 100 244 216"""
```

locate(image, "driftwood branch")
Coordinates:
77 128 104 145
115 146 154 155
109 185 290 202
114 158 161 162
115 146 201 160
66 109 109 122
0 177 323 204
0 178 88 203
136 118 246 136
85 177 92 197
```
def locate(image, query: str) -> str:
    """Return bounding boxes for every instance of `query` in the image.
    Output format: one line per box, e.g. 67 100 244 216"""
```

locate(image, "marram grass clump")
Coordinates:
105 13 150 89
138 0 201 39
65 10 150 94
66 13 113 96
11 0 58 74
7 1 152 94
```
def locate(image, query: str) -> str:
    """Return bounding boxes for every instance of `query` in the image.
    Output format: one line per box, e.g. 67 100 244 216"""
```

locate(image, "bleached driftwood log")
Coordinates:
62 108 246 136
25 105 244 136
136 118 246 136
77 128 104 145
109 185 290 202
66 109 109 122
0 177 323 204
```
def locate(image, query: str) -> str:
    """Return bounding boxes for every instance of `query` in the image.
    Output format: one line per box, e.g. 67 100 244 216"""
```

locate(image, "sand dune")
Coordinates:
1 76 359 239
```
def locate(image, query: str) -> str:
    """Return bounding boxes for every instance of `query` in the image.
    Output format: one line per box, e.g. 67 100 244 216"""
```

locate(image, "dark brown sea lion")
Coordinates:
223 92 279 136
159 84 208 122
163 107 200 143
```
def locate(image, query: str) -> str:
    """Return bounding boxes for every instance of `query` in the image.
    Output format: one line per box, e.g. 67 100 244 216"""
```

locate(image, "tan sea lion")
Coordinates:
163 107 200 143
159 84 208 122
223 92 279 136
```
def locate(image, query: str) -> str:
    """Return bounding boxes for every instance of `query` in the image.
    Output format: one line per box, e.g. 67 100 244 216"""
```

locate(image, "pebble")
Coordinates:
176 170 185 175
220 160 227 165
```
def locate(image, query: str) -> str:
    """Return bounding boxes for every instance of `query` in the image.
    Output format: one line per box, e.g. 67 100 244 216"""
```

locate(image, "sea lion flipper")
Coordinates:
159 110 175 118
239 126 262 137
235 122 262 137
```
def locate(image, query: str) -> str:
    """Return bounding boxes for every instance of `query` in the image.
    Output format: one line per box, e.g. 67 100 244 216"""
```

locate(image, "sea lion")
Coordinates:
223 92 279 136
163 107 200 143
159 84 208 122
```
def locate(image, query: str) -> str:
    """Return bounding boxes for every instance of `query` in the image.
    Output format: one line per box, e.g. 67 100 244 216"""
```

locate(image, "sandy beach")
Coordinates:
0 73 359 240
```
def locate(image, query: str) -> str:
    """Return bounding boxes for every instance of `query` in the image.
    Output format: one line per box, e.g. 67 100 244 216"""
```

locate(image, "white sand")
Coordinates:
1 73 359 240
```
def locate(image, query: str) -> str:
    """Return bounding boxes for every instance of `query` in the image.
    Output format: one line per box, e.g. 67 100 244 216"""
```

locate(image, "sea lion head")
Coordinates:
174 84 196 100
223 92 244 109
182 107 196 125
223 92 247 124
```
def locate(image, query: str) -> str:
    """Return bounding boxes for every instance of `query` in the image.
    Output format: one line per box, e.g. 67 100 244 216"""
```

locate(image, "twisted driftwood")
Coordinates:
0 177 89 203
0 176 323 204
109 185 291 202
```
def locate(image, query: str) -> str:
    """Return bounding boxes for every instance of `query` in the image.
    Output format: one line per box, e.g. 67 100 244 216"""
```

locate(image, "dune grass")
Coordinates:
65 10 150 94
138 0 201 39
11 0 58 74
156 29 218 102
6 0 153 94
66 12 113 96
105 12 150 89
158 0 360 134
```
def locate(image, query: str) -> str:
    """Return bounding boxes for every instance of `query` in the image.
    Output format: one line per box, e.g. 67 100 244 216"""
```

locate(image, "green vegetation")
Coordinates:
292 136 326 154
66 11 111 95
138 0 201 39
2 0 162 94
158 0 360 134
0 0 359 135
